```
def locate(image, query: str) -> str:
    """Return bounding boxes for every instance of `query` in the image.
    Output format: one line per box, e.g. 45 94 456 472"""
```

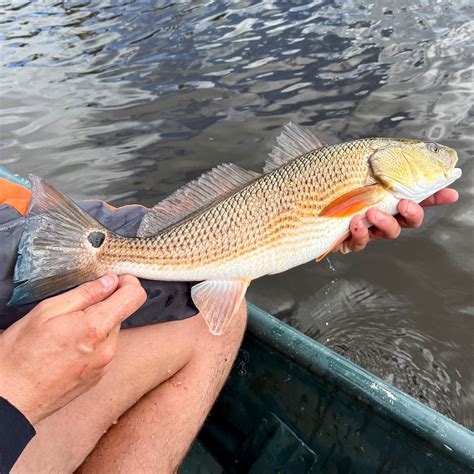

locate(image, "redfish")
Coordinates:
9 123 462 335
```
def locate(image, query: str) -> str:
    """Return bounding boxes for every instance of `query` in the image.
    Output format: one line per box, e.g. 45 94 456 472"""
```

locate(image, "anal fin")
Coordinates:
191 279 250 336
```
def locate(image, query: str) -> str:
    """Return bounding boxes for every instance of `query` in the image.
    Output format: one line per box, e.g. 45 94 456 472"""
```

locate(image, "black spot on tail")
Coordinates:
88 231 105 248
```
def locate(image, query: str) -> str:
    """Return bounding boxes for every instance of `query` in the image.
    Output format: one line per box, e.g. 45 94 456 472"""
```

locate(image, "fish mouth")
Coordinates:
445 167 462 181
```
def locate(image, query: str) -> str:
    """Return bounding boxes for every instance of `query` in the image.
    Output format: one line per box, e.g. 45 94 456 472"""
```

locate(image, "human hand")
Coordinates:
0 274 146 425
336 188 459 253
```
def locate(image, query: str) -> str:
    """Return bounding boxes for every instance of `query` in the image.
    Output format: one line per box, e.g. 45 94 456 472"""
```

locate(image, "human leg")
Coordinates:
78 301 247 473
12 303 247 473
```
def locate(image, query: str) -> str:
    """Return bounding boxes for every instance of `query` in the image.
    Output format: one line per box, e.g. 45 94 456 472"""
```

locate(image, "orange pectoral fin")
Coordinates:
319 184 384 218
0 178 32 216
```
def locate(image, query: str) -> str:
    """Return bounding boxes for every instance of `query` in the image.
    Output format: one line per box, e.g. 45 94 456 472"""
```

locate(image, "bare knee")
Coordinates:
174 300 248 410
228 300 248 341
193 300 247 362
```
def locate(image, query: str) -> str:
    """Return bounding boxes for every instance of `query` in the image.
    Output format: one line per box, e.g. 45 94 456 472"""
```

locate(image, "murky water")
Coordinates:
1 1 473 428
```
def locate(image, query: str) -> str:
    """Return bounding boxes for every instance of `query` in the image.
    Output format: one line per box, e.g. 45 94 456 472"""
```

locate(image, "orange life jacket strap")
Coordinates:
0 178 32 216
0 178 150 216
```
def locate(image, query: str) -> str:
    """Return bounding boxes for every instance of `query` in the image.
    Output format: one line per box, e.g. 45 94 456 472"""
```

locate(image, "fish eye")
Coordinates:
426 143 438 153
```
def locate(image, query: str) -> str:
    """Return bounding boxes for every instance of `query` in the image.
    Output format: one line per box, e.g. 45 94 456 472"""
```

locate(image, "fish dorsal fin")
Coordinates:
137 164 261 237
264 122 326 173
191 279 250 335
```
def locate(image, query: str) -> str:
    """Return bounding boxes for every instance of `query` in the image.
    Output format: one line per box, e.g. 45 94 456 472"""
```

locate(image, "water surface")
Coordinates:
1 0 473 428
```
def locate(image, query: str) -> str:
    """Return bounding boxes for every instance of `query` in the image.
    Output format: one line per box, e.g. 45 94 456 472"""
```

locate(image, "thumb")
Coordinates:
34 275 119 319
83 275 146 337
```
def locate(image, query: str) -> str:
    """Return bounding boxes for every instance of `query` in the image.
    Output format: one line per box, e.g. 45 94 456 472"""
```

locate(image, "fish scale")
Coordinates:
102 139 376 279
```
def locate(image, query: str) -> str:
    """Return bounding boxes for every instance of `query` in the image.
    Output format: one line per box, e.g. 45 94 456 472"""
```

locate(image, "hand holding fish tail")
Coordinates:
0 274 146 425
336 188 459 252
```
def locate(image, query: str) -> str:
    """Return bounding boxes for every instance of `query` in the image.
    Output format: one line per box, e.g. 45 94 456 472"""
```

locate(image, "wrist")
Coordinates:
0 378 40 425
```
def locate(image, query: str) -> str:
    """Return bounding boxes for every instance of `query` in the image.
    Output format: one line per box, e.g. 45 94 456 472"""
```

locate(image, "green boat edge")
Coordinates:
182 303 473 472
246 303 473 464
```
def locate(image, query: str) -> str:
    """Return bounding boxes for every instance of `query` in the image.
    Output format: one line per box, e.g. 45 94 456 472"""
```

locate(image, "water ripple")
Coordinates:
286 279 471 426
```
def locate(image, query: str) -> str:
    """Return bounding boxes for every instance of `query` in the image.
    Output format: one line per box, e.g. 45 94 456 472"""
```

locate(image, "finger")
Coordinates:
396 200 424 228
95 337 119 369
346 215 370 252
107 322 121 340
118 273 142 287
420 188 459 207
366 208 401 240
34 274 119 319
83 275 146 338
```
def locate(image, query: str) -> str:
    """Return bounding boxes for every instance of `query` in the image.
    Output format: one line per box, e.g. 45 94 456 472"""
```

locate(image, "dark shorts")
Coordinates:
0 201 198 330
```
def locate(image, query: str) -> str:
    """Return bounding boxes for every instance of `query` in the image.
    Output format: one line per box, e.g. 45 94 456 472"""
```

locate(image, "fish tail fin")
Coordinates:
9 175 107 306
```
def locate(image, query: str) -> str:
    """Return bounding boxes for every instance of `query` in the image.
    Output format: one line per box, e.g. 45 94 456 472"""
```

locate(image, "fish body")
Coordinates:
10 123 462 335
104 140 394 281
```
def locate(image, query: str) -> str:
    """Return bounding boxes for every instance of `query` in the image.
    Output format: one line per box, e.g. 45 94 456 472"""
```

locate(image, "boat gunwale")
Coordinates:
246 302 474 469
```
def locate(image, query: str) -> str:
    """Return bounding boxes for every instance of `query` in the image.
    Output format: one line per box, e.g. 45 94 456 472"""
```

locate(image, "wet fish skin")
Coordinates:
10 123 461 335
102 139 378 279
101 138 459 280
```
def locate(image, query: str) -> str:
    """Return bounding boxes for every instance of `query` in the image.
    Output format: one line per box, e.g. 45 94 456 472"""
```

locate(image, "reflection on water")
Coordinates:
1 1 473 427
